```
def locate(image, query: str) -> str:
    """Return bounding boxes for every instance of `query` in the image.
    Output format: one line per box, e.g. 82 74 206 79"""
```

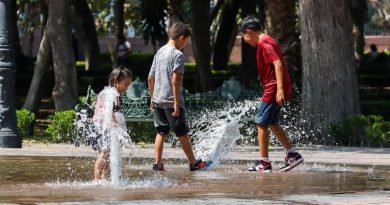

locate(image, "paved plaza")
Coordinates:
1 143 389 166
1 143 389 204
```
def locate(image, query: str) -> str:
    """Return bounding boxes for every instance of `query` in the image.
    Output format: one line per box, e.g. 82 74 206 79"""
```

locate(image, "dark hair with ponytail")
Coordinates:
108 66 133 87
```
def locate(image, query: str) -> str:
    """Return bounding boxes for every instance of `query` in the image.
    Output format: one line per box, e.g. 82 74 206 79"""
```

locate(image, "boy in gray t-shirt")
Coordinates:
148 22 211 171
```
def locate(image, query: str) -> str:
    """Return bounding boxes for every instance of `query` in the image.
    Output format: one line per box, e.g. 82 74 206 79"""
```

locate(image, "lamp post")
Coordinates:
0 0 21 148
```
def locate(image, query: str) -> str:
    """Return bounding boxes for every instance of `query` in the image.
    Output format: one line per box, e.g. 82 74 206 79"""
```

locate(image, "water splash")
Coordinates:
46 175 176 189
189 100 258 168
189 96 328 169
302 163 352 173
75 87 135 185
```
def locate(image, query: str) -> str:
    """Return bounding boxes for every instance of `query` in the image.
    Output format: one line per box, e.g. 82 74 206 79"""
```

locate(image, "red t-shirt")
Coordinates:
256 34 292 103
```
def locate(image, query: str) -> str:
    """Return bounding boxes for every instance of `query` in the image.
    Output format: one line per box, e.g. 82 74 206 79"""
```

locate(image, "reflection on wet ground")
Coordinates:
0 156 389 204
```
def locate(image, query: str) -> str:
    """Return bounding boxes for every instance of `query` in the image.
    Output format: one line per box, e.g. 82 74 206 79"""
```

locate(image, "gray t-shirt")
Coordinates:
149 44 185 109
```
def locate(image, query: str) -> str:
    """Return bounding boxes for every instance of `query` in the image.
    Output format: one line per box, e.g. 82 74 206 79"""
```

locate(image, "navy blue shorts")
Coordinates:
254 101 282 126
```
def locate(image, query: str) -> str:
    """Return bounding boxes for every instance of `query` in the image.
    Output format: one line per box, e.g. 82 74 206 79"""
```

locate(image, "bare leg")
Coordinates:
178 134 196 164
269 124 292 150
100 151 110 179
257 125 270 158
154 133 165 164
94 156 102 180
94 151 108 180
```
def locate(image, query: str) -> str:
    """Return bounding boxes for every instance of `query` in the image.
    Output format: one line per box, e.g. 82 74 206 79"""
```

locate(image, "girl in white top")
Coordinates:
92 66 133 180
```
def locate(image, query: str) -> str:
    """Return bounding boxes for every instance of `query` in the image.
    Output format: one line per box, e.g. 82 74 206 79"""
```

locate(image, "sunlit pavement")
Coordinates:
1 143 389 166
0 143 389 204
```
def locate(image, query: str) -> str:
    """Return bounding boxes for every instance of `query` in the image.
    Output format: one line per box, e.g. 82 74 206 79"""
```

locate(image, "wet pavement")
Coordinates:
0 143 389 204
2 143 390 165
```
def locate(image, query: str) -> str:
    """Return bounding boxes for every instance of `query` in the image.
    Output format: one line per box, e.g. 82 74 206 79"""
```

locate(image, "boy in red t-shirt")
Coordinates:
240 16 303 172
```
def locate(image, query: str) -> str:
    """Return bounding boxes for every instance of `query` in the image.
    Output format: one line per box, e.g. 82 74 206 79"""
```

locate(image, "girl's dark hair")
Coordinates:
168 22 192 40
109 66 133 87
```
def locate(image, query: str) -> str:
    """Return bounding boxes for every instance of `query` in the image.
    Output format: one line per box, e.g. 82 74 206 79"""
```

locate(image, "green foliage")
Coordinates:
87 0 142 36
360 52 390 75
16 0 42 36
330 115 369 146
79 96 87 104
75 52 245 93
366 115 390 143
16 109 35 138
127 121 155 143
360 100 390 122
140 0 168 49
46 110 76 143
330 115 390 146
127 53 155 77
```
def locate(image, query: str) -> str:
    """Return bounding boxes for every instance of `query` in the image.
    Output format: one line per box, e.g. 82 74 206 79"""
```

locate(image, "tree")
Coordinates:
240 0 265 89
115 0 125 41
140 0 168 53
168 0 190 27
110 0 126 66
72 0 100 71
265 0 301 89
212 0 240 71
300 0 360 137
350 0 367 63
24 0 78 112
10 0 23 69
22 34 52 114
47 0 78 110
190 0 213 91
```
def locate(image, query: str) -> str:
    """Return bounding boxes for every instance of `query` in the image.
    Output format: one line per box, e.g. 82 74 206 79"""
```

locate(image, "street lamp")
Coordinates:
0 0 22 148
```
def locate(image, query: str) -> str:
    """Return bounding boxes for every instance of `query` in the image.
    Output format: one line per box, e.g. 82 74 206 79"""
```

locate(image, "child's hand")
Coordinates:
276 88 285 106
150 102 154 112
172 103 180 117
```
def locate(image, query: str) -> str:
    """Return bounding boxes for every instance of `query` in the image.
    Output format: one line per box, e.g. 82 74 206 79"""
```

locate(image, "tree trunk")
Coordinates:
168 0 189 27
265 0 301 89
10 0 23 69
72 0 100 71
240 0 261 89
353 22 364 64
210 0 224 25
190 0 213 92
22 34 52 113
213 0 240 71
39 0 48 35
115 0 125 41
300 0 360 137
350 0 366 63
112 0 125 67
47 0 78 110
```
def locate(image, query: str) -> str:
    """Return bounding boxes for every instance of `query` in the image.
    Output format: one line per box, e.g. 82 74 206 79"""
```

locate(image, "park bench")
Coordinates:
76 77 258 122
74 77 259 146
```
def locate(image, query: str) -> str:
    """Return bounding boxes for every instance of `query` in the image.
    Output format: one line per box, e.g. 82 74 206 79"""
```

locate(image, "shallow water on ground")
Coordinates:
0 156 389 204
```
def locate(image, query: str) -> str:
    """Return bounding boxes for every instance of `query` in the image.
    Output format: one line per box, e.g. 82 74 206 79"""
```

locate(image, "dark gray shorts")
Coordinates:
153 108 189 137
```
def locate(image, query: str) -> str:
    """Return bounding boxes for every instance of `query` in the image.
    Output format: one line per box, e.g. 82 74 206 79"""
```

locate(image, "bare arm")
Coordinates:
273 60 285 106
147 75 155 111
125 41 132 55
171 71 182 117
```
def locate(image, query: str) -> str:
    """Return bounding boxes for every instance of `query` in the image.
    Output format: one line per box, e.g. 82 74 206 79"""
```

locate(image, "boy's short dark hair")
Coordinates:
168 22 192 40
240 16 263 33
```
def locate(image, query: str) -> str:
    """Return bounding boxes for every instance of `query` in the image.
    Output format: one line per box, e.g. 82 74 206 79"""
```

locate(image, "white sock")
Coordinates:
259 158 269 162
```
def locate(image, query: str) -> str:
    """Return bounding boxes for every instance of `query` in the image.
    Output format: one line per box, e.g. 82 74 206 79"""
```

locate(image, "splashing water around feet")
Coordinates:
189 96 327 169
189 100 258 168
